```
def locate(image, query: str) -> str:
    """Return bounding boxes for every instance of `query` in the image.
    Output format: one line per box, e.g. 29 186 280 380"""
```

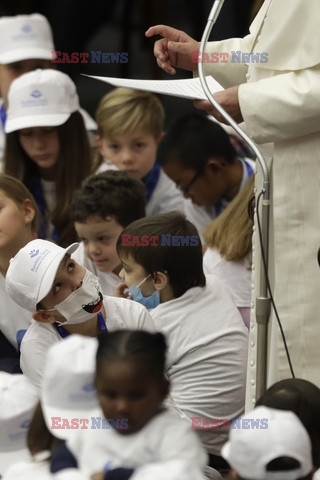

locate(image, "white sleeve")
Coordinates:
239 65 320 143
106 297 156 332
131 422 207 480
131 460 206 480
20 326 59 390
202 36 251 88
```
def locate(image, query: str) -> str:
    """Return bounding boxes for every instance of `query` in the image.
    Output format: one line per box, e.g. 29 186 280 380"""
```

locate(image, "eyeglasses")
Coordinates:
179 170 203 195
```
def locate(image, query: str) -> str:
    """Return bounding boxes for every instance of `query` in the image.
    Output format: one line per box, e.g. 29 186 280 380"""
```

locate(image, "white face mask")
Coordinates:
45 270 104 326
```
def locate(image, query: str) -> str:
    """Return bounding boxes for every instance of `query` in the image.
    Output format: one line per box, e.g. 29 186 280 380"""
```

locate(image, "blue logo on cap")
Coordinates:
30 90 42 99
29 249 39 258
20 419 30 429
82 383 95 393
21 24 32 33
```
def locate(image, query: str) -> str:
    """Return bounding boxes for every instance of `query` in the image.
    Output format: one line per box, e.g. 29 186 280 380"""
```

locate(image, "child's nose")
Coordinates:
88 240 101 256
120 148 134 165
115 397 130 416
119 268 125 279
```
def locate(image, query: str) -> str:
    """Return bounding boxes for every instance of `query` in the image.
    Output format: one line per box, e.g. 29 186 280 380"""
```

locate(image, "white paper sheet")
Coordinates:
83 74 223 100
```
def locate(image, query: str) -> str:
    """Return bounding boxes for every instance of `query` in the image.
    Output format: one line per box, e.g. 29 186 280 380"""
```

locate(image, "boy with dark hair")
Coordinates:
116 212 248 469
70 170 146 295
157 113 255 239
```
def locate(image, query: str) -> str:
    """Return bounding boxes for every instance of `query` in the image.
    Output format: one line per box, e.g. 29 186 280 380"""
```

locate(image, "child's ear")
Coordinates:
96 135 107 157
32 311 57 324
206 157 226 173
152 272 168 291
22 198 36 225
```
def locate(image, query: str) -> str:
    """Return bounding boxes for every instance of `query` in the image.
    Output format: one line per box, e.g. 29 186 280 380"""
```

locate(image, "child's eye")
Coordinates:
102 391 116 400
67 261 76 272
129 391 145 400
108 144 119 151
43 127 56 134
99 236 111 244
134 142 146 150
20 130 33 137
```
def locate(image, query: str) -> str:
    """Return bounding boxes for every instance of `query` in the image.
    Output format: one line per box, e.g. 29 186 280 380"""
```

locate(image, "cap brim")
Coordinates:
0 48 53 64
37 243 79 305
0 448 31 476
5 113 72 133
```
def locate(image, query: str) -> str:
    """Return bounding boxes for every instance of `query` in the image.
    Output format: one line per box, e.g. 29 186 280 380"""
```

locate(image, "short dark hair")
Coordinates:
256 378 320 468
157 112 237 171
96 330 167 381
70 170 146 228
116 212 206 298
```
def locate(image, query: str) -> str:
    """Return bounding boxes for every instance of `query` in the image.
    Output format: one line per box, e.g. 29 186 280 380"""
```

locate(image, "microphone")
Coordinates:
198 0 271 397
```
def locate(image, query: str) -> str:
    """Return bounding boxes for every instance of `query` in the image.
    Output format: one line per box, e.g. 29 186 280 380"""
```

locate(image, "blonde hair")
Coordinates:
204 175 254 261
96 87 165 140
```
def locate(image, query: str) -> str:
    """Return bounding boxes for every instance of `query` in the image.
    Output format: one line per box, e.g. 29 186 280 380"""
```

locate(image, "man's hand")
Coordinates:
195 86 243 124
145 24 199 75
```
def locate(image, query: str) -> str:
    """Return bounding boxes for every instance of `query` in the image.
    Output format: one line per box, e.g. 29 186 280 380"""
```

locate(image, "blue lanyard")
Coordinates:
144 162 161 202
55 312 107 338
0 104 6 130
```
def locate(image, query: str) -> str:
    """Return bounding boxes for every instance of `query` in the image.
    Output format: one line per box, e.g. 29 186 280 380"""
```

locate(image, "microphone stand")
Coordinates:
198 0 271 399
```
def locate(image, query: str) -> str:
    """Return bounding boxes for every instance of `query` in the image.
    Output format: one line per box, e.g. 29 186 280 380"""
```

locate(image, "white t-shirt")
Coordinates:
203 249 252 308
72 242 120 296
0 273 32 349
146 168 187 216
67 407 207 480
150 275 248 455
20 296 155 389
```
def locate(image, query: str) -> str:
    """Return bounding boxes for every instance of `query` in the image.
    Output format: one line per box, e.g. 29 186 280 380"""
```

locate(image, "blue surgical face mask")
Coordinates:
128 274 160 309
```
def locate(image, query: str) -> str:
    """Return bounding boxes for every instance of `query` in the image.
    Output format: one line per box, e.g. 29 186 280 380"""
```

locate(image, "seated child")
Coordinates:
4 68 104 247
5 239 155 389
95 87 187 216
156 112 255 240
69 170 146 296
49 330 208 480
115 212 248 469
203 175 255 328
0 174 39 372
222 406 313 480
0 373 39 477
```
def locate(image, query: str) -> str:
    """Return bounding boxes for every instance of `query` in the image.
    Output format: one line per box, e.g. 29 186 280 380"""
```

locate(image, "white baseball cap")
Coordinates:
0 373 39 476
5 238 79 312
41 334 99 440
5 69 80 133
222 406 313 480
0 13 54 64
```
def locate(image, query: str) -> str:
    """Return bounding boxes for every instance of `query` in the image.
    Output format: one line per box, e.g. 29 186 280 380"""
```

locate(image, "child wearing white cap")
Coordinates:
3 68 104 247
45 330 208 480
0 14 54 158
221 406 314 480
0 372 39 477
0 13 97 163
5 238 155 389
